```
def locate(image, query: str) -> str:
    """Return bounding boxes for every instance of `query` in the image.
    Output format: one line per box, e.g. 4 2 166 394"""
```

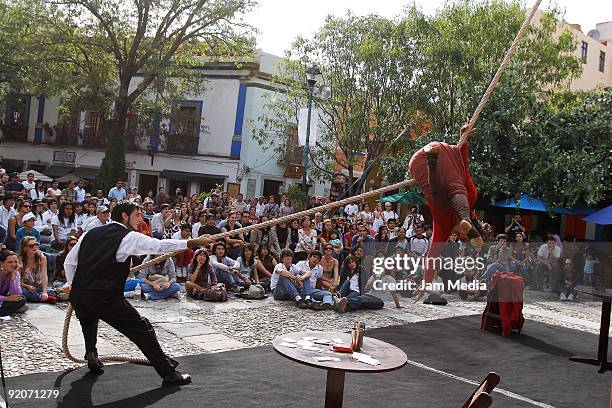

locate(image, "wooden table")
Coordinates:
569 285 612 373
273 330 407 408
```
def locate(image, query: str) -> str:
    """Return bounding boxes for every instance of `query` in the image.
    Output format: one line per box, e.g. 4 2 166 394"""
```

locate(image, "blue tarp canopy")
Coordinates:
582 205 612 225
494 195 593 215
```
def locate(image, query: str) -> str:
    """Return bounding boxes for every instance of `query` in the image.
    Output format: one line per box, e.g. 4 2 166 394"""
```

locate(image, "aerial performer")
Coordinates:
409 125 483 285
64 201 213 386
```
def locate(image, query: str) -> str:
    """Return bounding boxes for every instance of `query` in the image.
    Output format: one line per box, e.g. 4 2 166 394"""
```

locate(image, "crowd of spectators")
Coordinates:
0 169 606 317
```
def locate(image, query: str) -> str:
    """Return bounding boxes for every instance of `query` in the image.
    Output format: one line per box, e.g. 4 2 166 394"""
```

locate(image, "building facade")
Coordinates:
0 51 329 198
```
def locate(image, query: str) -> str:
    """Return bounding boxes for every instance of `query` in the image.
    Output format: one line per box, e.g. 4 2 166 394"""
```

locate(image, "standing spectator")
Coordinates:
4 173 25 198
51 202 77 250
0 249 28 316
74 180 87 203
504 214 526 241
142 201 155 225
255 196 266 217
372 203 384 233
382 202 398 223
107 180 127 200
30 180 47 201
21 173 36 193
264 195 279 218
583 247 599 285
508 232 530 278
0 173 9 188
357 203 373 224
402 205 424 232
46 180 61 197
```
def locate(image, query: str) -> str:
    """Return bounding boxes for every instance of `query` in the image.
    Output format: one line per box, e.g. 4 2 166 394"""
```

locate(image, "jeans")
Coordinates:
124 279 143 292
338 280 384 311
21 283 54 302
508 260 530 278
216 269 242 287
273 276 311 300
141 283 180 300
308 288 333 305
583 273 593 284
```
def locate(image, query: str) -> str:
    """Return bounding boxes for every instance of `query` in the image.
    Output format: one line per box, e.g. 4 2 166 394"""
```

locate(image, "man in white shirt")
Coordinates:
21 173 36 193
74 180 87 203
42 199 58 230
294 251 341 311
191 212 206 239
47 180 62 197
382 202 399 222
255 196 266 217
150 204 172 239
80 205 110 232
64 201 212 386
344 203 359 223
535 235 561 291
402 206 425 231
409 225 429 256
0 196 16 230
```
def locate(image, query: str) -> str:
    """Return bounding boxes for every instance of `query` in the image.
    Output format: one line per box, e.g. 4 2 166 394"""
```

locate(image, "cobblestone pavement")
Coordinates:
0 289 605 378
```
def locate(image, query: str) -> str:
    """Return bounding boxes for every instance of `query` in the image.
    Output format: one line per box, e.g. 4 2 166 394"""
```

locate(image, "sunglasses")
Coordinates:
28 243 39 248
21 205 31 208
325 247 333 251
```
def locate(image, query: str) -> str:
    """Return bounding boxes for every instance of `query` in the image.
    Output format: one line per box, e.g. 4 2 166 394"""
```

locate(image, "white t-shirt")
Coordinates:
349 274 360 293
409 236 429 256
271 263 300 290
344 204 359 221
537 244 561 260
382 210 399 222
51 216 77 241
171 231 191 240
22 180 35 191
295 260 323 288
81 216 107 232
47 188 62 197
42 209 57 228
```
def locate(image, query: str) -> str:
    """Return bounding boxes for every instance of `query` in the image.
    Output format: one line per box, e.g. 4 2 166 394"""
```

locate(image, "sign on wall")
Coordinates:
53 151 76 164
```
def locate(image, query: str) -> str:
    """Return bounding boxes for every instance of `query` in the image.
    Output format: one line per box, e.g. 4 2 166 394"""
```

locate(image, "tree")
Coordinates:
39 0 256 190
381 1 584 204
253 13 427 195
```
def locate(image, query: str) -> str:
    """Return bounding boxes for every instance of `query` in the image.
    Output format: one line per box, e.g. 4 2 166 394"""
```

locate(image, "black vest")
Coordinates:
72 223 131 294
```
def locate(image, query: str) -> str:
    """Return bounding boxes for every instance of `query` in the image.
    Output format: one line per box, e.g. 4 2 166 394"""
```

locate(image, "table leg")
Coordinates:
569 298 612 373
325 369 346 408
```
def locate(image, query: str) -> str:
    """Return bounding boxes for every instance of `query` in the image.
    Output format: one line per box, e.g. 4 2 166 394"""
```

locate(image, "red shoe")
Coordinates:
46 296 57 304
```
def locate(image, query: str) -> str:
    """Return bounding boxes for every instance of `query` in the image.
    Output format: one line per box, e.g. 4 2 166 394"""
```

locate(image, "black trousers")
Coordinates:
70 289 177 378
0 297 26 317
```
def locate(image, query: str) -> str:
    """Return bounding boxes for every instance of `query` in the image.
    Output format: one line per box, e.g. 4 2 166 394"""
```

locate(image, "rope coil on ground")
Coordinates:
61 0 543 365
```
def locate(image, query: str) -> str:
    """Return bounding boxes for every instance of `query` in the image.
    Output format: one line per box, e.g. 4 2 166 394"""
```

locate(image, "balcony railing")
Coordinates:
1 124 199 156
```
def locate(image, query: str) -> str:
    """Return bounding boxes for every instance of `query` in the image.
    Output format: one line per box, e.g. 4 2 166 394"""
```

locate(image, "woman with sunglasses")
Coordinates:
53 235 78 288
5 200 31 251
320 245 339 291
15 213 41 251
18 236 56 303
0 249 28 316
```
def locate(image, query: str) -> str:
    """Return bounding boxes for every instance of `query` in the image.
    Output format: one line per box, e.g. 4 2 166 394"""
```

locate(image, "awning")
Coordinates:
44 165 73 178
45 166 98 181
381 191 427 205
160 170 225 183
18 170 53 182
583 205 612 225
494 195 595 215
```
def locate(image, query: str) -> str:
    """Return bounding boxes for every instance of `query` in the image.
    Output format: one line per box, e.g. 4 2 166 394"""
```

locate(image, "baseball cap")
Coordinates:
22 213 36 222
97 205 110 214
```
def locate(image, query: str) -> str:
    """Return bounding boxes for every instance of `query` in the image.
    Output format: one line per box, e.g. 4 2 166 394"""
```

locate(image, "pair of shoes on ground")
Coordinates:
85 351 192 387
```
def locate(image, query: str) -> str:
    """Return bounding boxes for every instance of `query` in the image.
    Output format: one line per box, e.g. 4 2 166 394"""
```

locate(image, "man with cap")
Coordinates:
64 201 214 386
15 212 41 251
80 205 111 233
4 173 25 198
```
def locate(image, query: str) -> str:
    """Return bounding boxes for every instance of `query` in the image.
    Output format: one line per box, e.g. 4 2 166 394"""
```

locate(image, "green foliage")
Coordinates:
283 184 310 211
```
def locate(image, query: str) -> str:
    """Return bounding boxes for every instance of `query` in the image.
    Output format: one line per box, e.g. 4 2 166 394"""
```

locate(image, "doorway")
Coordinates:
139 174 158 199
263 179 283 198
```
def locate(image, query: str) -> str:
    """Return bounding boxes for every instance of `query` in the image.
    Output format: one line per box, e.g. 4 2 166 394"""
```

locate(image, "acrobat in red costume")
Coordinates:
409 127 483 284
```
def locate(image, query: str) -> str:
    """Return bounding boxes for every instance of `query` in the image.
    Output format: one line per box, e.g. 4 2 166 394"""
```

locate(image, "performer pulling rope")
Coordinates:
61 0 543 380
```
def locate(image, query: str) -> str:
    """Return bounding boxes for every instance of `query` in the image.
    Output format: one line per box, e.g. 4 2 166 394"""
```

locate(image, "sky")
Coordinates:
245 0 612 56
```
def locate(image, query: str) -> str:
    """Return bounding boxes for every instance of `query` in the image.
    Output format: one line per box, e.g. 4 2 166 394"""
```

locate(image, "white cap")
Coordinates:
22 213 36 222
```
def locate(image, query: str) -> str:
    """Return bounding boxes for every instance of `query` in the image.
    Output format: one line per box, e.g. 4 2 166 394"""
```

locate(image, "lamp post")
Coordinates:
302 66 321 193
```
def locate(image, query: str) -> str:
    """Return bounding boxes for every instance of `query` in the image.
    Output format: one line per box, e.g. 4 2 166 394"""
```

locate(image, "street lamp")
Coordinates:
302 65 330 193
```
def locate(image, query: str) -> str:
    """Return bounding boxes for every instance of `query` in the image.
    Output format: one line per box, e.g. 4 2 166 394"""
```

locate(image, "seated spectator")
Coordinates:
458 268 487 300
191 212 207 240
280 199 293 217
338 255 383 312
53 235 78 288
534 235 561 291
294 250 336 310
0 249 28 316
172 222 194 279
210 242 250 292
351 223 375 255
220 211 245 259
295 217 317 262
270 221 291 258
508 232 530 278
482 234 512 282
51 202 77 251
386 218 399 239
389 227 409 253
18 237 56 303
328 230 343 258
408 225 429 256
80 205 110 233
137 255 180 300
198 214 222 241
15 213 41 251
271 249 312 309
236 243 258 284
6 200 31 251
186 249 226 301
560 258 577 301
150 203 172 239
319 244 339 291
255 244 276 289
250 215 271 247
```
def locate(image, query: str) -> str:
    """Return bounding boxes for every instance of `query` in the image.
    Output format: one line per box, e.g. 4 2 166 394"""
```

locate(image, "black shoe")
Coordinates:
311 301 326 311
162 371 192 387
296 299 308 309
304 298 313 308
84 351 104 375
322 303 335 311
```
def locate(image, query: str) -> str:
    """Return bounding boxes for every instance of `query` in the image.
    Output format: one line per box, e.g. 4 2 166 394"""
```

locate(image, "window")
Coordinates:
581 41 588 62
169 101 202 154
600 51 606 73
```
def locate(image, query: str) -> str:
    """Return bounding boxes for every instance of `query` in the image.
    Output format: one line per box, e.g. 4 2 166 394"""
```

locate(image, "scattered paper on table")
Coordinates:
280 342 298 348
301 336 318 341
297 340 314 347
352 352 381 366
303 346 323 352
313 356 341 362
282 338 298 343
314 339 332 345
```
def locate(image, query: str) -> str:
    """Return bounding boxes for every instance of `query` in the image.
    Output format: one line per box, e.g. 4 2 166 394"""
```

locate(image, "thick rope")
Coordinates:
61 0 543 366
458 0 543 148
62 178 416 364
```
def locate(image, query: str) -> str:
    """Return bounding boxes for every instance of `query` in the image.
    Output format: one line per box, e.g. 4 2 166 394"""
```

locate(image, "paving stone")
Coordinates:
159 322 216 337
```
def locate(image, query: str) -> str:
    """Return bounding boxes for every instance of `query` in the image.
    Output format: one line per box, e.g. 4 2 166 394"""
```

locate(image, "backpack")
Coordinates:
193 283 227 302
